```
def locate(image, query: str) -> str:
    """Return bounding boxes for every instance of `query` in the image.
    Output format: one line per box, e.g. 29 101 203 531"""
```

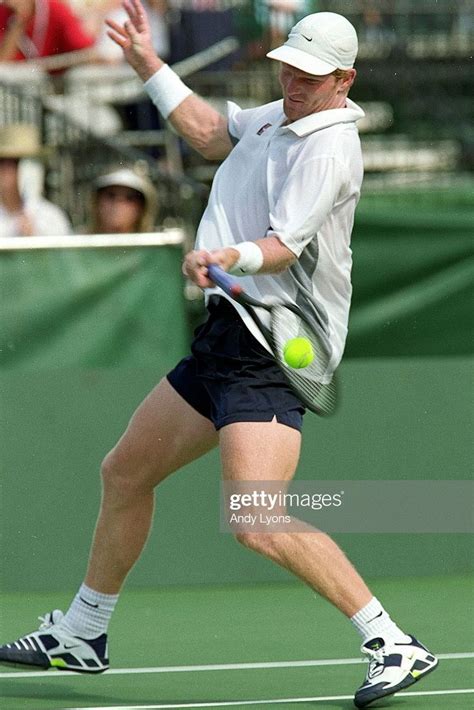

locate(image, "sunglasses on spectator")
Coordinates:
98 188 144 203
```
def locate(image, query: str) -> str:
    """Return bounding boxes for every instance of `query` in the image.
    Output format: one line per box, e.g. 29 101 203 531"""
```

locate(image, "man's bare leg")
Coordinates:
220 420 372 617
85 378 218 594
0 377 218 671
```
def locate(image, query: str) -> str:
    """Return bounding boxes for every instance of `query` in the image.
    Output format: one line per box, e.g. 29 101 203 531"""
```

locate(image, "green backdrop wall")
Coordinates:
1 187 473 593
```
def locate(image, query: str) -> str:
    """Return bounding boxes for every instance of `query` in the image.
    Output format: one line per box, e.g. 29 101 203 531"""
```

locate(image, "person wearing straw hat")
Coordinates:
0 5 438 709
0 123 72 237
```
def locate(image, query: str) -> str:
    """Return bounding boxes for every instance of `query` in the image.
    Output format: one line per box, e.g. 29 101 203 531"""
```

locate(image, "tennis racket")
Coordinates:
207 264 337 416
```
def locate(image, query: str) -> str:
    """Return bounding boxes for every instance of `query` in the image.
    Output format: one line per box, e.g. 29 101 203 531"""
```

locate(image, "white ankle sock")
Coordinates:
60 583 119 639
351 597 411 645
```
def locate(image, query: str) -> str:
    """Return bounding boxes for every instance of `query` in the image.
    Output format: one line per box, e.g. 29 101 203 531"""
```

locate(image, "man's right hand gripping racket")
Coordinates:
207 265 337 416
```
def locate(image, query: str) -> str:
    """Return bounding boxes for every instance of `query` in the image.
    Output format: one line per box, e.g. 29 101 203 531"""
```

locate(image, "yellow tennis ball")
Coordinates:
283 338 314 369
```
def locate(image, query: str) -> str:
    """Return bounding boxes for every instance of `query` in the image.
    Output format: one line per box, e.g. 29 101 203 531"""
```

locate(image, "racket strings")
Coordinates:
270 305 337 416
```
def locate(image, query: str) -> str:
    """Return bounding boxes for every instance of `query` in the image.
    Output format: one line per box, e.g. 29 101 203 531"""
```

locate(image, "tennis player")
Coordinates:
0 2 438 706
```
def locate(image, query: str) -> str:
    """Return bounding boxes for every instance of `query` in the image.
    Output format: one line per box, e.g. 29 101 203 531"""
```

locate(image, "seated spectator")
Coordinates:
67 0 113 38
168 0 237 69
257 0 308 50
95 0 169 64
88 168 158 234
360 4 395 46
94 1 170 133
0 123 72 237
0 0 97 71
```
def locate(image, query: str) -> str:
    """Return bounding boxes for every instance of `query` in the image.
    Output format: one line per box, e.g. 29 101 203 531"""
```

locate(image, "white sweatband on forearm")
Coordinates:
228 241 264 276
143 64 193 120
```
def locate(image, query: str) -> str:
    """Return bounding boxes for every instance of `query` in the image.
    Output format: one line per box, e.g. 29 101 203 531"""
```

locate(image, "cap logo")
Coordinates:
301 34 313 42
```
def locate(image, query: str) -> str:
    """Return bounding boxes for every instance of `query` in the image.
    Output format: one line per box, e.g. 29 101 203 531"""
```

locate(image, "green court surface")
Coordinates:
0 575 473 710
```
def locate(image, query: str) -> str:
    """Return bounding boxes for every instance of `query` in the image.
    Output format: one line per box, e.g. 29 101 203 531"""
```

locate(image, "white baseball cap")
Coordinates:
267 12 358 76
93 168 158 231
94 168 154 198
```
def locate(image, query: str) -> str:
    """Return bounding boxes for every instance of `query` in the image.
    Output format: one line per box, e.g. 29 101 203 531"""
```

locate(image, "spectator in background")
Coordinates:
168 0 237 69
361 5 384 43
95 0 169 64
262 0 309 48
0 0 97 70
92 1 170 131
359 2 395 48
87 167 158 234
0 124 72 237
67 0 112 37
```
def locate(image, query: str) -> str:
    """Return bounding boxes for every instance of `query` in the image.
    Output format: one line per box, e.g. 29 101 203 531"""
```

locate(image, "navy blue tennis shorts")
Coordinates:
166 297 305 431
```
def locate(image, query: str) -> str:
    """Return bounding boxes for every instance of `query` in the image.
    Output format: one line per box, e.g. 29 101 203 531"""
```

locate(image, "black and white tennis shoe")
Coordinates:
0 610 108 673
354 634 438 707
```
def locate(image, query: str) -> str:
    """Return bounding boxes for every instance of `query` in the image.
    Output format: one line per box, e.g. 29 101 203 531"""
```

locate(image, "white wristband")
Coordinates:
228 242 264 276
143 65 193 120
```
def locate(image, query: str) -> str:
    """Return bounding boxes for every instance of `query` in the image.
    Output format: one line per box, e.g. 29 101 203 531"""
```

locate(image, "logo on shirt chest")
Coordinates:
257 123 272 136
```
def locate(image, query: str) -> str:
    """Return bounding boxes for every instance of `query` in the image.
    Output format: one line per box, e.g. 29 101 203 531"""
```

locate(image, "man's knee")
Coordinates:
101 447 127 489
100 446 154 495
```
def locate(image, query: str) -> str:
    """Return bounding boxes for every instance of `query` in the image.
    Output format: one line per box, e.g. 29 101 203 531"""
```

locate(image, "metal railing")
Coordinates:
0 81 208 235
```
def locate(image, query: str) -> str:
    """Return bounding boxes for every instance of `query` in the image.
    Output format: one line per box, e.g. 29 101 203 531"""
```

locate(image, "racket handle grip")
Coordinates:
207 264 242 297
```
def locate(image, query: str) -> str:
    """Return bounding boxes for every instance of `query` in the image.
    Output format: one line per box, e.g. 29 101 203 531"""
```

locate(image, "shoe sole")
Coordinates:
354 657 439 708
0 658 108 674
0 659 49 671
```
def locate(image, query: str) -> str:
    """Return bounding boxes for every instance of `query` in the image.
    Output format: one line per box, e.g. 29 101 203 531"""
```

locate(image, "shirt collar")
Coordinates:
284 98 365 137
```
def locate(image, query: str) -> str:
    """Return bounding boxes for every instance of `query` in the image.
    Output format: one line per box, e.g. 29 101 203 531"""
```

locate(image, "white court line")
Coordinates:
58 688 474 709
0 651 472 680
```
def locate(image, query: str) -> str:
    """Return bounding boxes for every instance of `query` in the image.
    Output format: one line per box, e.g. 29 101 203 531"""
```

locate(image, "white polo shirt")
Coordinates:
195 97 365 372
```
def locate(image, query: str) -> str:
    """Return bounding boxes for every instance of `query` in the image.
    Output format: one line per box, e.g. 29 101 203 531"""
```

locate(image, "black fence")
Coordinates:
0 81 208 233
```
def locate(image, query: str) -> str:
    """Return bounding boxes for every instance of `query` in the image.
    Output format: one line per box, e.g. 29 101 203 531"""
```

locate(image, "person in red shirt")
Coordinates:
0 0 96 68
